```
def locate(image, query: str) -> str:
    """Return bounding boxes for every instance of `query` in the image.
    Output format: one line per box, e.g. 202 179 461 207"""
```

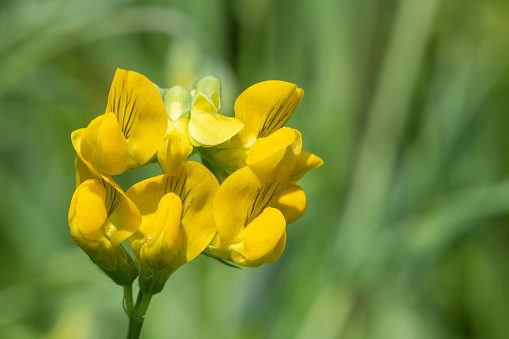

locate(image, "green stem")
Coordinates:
123 284 135 317
126 290 153 339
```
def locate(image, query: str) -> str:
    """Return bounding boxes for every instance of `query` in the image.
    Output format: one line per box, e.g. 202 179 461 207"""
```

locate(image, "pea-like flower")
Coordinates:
126 161 219 293
204 127 303 267
68 154 141 285
73 69 168 175
200 80 323 225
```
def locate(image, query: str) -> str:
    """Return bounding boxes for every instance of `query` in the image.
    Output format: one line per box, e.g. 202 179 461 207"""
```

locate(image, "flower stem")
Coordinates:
126 290 153 339
123 284 135 317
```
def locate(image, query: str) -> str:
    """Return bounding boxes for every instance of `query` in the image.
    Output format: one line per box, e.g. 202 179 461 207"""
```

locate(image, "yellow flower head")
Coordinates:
73 69 168 175
126 161 219 293
68 71 323 288
68 154 141 284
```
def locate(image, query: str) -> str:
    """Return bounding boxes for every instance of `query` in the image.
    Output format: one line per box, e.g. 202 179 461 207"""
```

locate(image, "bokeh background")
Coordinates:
2 0 509 338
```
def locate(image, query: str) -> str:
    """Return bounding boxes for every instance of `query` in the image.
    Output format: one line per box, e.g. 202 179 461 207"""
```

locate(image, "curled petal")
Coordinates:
270 184 306 224
81 113 129 175
246 127 296 169
71 128 85 153
248 128 302 184
107 184 143 247
242 207 286 261
234 80 303 147
145 193 182 251
139 193 183 276
168 116 191 143
264 230 286 264
158 134 193 173
290 151 324 183
69 180 107 241
188 111 244 147
70 175 141 248
75 153 101 187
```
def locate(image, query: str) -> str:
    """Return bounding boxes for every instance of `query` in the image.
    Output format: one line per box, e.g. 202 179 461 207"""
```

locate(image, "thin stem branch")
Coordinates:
123 284 135 317
126 289 153 339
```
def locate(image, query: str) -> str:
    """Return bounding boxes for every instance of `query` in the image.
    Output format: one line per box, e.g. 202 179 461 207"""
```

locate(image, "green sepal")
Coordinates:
208 256 242 270
138 269 168 295
90 244 139 286
198 146 235 183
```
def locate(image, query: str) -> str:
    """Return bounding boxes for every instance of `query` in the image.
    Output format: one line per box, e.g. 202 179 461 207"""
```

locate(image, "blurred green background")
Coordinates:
2 0 509 338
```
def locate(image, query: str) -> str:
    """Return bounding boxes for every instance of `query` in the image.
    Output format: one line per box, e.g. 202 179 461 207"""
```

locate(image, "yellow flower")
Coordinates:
201 81 323 181
73 69 168 175
126 161 219 293
68 154 141 284
204 127 304 267
199 80 323 226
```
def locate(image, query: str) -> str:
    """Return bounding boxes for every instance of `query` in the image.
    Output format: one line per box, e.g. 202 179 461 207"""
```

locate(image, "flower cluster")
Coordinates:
68 69 322 293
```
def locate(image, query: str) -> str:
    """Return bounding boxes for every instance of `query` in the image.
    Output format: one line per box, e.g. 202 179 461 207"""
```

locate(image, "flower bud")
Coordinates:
190 76 221 113
163 85 192 121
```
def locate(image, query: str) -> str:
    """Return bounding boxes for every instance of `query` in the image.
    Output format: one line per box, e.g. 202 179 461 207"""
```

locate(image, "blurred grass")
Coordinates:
1 0 509 338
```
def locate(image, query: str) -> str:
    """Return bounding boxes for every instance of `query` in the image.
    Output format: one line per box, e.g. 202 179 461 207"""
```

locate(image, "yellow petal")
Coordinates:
81 113 129 175
70 180 107 241
71 128 85 153
106 69 167 166
157 134 193 173
106 184 142 247
234 80 303 146
127 161 219 263
246 127 296 168
248 128 302 185
290 151 324 183
138 193 183 277
271 184 306 224
188 111 244 146
242 207 286 261
75 153 100 187
145 193 182 252
214 166 288 245
98 113 129 174
80 115 101 167
264 230 286 264
168 115 191 143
